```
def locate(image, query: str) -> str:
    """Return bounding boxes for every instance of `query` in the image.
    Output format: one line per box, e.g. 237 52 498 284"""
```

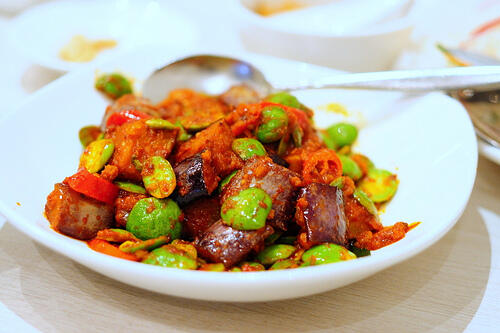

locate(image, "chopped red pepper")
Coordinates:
64 169 119 204
106 108 151 127
88 239 139 261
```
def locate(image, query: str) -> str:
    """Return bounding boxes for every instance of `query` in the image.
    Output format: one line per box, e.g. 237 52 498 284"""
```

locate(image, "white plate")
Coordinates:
0 46 477 302
7 0 199 72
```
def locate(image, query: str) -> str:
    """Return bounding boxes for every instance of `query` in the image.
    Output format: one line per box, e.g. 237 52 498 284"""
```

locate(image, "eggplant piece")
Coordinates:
296 183 348 247
222 156 299 231
195 220 273 267
182 196 221 240
45 183 114 240
173 153 218 206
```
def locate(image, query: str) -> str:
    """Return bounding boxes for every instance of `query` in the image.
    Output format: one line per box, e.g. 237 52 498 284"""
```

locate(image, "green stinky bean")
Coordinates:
95 73 133 99
78 125 102 147
142 156 176 198
145 118 177 130
232 138 267 160
265 232 283 245
302 244 356 266
358 168 398 203
292 126 303 147
114 181 146 194
126 197 182 240
256 106 289 143
349 245 371 258
221 188 272 230
119 235 170 253
353 189 378 216
276 135 288 156
218 170 238 193
269 259 299 270
321 131 337 150
174 120 192 141
239 262 265 271
132 157 143 171
95 228 139 243
170 239 197 259
339 155 362 181
353 154 374 171
265 92 303 110
79 139 114 173
330 177 345 189
325 123 358 148
142 245 198 269
199 263 225 272
257 244 296 265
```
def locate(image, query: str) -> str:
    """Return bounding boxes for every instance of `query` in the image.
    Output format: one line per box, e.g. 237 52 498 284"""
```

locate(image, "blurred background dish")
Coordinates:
0 0 38 14
7 0 200 72
237 0 415 72
395 1 500 165
459 19 500 162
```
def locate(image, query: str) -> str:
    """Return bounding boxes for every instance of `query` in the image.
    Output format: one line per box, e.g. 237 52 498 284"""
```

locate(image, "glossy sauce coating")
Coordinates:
44 86 415 271
45 183 114 240
175 121 242 178
105 119 177 181
295 183 348 247
195 220 273 267
182 196 221 240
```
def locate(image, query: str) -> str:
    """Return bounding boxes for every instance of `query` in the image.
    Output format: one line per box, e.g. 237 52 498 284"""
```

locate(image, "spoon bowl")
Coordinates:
143 54 500 146
143 55 272 104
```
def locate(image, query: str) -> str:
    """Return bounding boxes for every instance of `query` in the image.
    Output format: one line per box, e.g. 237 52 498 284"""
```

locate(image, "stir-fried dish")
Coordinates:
44 72 417 272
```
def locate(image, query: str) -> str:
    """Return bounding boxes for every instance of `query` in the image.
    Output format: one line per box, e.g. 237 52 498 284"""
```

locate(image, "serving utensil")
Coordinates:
142 54 500 146
438 47 500 147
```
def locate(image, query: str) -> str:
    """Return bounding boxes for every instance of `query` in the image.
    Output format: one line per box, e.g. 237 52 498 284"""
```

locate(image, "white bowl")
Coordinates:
0 46 477 302
7 0 199 72
237 0 414 72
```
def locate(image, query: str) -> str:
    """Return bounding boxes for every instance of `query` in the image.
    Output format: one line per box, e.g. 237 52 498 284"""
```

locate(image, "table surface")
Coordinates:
1 1 499 332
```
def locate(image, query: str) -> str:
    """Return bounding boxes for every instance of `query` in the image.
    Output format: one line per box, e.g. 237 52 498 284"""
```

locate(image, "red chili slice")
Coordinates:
88 239 139 261
106 109 151 127
64 169 119 204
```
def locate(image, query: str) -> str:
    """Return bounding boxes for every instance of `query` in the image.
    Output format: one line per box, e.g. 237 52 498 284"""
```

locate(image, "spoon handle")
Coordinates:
279 66 500 92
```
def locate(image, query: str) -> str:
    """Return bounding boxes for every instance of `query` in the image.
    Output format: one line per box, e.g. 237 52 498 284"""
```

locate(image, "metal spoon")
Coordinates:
452 89 500 148
142 54 500 145
439 47 500 147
